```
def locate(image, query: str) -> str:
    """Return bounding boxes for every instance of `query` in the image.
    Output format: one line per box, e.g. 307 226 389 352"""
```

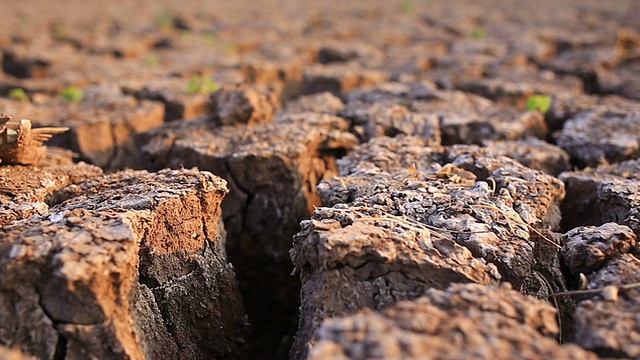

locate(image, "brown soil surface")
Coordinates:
1 1 639 359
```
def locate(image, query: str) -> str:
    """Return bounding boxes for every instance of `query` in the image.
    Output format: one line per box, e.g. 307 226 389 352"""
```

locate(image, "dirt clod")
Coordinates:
309 283 597 360
0 169 244 360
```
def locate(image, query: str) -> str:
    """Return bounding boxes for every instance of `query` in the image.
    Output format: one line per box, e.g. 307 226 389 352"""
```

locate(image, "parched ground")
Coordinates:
0 1 639 359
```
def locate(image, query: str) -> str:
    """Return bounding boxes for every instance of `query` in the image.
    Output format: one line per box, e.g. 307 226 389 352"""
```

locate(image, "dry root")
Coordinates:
0 114 68 165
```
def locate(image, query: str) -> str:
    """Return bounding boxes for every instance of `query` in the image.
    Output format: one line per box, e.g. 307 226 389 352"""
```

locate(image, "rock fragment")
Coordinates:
125 77 212 121
340 83 547 144
309 283 597 360
562 223 637 276
294 136 569 359
482 137 571 175
0 169 245 360
290 205 502 359
301 62 387 96
1 50 50 79
596 62 640 101
208 83 281 126
571 254 640 358
411 91 548 145
559 159 640 236
314 41 384 66
343 103 441 143
555 104 640 167
284 92 345 115
456 67 583 108
0 162 102 226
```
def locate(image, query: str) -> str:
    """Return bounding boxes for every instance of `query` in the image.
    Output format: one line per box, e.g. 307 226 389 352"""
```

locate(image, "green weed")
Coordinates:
400 0 416 14
8 88 29 102
187 75 218 95
526 95 552 114
470 28 487 39
61 86 84 103
143 55 159 66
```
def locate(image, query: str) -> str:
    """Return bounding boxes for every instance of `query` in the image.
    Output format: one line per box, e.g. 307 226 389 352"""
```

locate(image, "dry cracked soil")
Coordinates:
0 0 640 359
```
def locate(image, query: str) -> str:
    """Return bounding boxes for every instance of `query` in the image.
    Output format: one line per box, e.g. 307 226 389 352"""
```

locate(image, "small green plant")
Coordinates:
526 95 552 114
143 55 159 66
400 0 416 14
203 33 216 45
470 28 487 39
8 88 29 102
186 75 218 95
61 86 84 103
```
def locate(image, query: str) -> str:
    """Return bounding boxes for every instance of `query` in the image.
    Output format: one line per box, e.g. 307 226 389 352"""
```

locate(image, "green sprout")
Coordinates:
203 33 216 45
143 55 159 66
187 75 218 95
400 0 416 14
526 95 552 114
470 28 487 39
9 88 29 102
61 86 84 103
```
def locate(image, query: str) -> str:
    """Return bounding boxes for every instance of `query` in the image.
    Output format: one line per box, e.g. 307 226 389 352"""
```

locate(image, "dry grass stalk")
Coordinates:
549 282 640 302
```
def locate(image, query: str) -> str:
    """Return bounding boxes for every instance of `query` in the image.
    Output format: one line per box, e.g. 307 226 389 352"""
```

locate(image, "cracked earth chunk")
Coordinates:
1 50 50 79
0 88 164 169
555 106 640 167
456 67 583 109
284 92 345 115
314 41 384 66
572 254 640 358
290 208 501 360
139 112 357 259
238 54 306 101
208 83 281 126
562 223 637 276
442 144 566 230
240 56 305 86
413 91 549 145
596 62 640 101
344 81 441 107
342 84 546 144
309 283 597 360
0 169 244 360
482 138 571 175
342 103 441 143
334 135 440 178
137 112 358 357
295 136 568 359
0 161 102 226
301 62 387 96
124 77 212 121
560 159 640 236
